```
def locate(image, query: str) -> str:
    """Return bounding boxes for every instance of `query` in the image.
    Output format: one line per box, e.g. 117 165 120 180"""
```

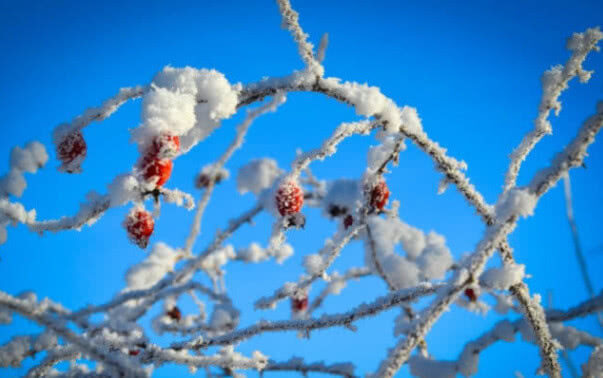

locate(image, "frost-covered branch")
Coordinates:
504 28 602 192
408 292 603 378
307 267 371 315
373 102 603 377
276 0 324 76
178 283 441 350
184 93 286 253
255 223 365 310
0 291 146 377
263 357 355 377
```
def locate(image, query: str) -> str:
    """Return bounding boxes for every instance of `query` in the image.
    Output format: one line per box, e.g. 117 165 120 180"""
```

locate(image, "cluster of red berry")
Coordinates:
56 130 87 173
123 133 181 248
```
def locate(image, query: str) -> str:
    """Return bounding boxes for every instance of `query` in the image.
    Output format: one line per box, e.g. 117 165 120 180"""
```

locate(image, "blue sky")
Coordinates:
1 0 602 376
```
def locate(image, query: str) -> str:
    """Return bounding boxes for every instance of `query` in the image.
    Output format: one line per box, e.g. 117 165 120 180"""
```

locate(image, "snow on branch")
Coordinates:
1 0 601 376
184 92 287 253
177 282 442 350
263 356 355 377
504 27 602 192
0 291 147 377
373 101 603 377
408 292 603 378
276 0 324 76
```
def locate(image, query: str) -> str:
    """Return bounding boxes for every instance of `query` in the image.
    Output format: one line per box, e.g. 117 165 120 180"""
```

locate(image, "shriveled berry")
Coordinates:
140 156 173 187
151 133 180 158
167 306 182 321
328 204 347 217
124 207 154 249
56 130 87 173
129 350 140 356
276 180 304 216
291 296 308 312
195 171 226 189
370 180 390 210
464 288 478 302
343 214 354 229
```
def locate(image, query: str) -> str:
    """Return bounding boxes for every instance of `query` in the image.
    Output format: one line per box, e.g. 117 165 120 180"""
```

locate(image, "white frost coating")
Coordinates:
34 330 58 351
52 86 145 144
161 188 195 210
10 142 48 173
583 345 603 378
0 199 36 224
133 86 196 151
458 343 479 376
408 355 456 378
303 254 324 276
237 158 282 195
367 135 405 173
0 142 48 198
398 223 426 260
495 188 537 221
480 263 526 290
107 174 140 207
274 243 294 264
415 232 453 280
366 216 452 288
504 27 602 192
380 253 421 289
321 79 402 134
400 106 423 136
0 336 31 368
321 179 361 216
209 305 237 330
0 226 6 246
237 242 293 264
125 242 180 290
238 242 267 263
549 322 602 350
200 245 236 273
132 66 240 153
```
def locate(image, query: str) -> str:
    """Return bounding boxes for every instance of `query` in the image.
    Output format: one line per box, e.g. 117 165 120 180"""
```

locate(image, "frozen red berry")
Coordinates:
56 130 87 173
128 350 140 356
370 180 390 210
276 180 304 216
343 214 354 229
291 295 308 312
151 133 180 158
464 288 478 302
166 306 182 321
124 207 154 249
140 156 173 187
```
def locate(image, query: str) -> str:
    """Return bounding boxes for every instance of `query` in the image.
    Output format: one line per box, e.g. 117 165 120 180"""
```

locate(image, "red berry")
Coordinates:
464 288 478 302
151 133 180 158
140 155 173 187
124 208 154 249
370 180 390 210
291 296 308 312
128 350 140 356
166 306 182 321
56 130 87 173
276 180 304 216
343 214 354 229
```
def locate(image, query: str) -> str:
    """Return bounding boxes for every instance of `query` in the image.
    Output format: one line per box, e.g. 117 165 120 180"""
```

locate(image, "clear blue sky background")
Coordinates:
1 0 602 377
